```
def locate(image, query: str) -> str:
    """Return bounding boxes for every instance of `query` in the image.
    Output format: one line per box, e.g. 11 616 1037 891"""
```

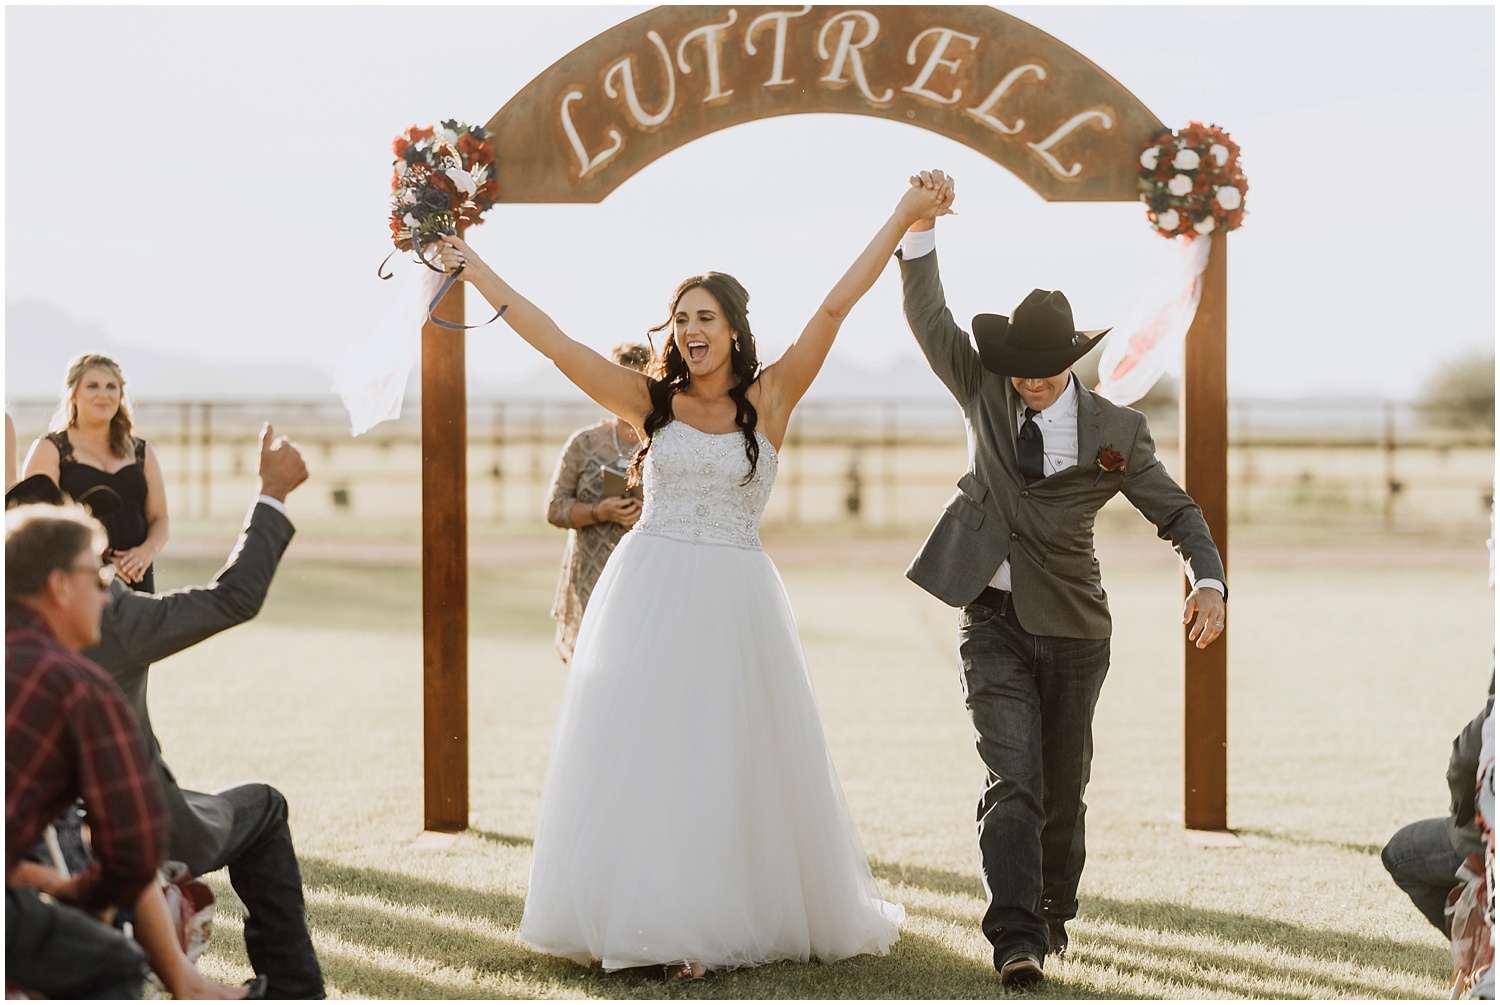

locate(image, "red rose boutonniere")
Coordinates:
1093 445 1126 485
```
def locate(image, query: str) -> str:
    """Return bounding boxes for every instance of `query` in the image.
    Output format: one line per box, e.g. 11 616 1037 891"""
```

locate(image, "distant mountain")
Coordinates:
5 299 954 405
4 301 337 402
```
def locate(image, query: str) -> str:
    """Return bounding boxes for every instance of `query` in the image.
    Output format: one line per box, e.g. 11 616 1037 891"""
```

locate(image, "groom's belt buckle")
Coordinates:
968 586 1013 615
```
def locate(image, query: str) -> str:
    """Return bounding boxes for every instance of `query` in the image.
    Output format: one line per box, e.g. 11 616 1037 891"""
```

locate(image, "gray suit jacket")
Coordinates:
900 250 1225 639
83 501 295 874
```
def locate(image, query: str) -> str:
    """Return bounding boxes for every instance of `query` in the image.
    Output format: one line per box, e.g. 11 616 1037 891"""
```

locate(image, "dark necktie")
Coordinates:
1017 407 1045 484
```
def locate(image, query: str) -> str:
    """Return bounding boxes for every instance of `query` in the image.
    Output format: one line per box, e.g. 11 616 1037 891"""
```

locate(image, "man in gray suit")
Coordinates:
10 423 323 997
89 423 322 997
897 171 1227 987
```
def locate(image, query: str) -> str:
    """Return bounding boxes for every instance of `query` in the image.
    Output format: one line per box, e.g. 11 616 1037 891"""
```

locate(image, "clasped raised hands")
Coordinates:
898 169 956 230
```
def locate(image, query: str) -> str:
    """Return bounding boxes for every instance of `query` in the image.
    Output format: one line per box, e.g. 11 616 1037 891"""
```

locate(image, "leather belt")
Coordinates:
967 586 1013 615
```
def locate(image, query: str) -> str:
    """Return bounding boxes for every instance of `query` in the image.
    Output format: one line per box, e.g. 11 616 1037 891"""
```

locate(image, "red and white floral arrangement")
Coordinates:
389 120 499 251
1138 122 1248 239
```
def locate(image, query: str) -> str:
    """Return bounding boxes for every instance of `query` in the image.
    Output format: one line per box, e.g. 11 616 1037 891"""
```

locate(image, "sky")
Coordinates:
4 5 1495 404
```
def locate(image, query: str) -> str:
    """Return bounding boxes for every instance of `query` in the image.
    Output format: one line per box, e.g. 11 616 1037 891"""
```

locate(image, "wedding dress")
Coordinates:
518 421 903 971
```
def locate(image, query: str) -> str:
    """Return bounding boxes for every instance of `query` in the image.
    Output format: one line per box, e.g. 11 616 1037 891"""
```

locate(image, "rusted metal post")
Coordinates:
1181 232 1229 831
422 282 469 833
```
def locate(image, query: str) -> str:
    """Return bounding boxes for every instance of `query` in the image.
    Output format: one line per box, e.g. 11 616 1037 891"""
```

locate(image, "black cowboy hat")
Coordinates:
5 474 65 508
5 474 123 519
973 289 1111 379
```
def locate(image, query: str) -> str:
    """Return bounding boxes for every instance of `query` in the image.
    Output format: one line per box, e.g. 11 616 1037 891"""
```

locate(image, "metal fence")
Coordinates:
7 397 1493 533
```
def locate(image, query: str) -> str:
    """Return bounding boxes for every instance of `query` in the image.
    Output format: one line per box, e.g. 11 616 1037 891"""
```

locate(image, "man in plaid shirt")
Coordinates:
6 504 168 999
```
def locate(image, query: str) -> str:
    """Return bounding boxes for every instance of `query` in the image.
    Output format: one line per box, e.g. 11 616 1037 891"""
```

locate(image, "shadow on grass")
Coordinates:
301 856 524 923
288 854 1443 999
872 858 1447 997
1084 895 1447 986
1079 927 1439 999
872 857 985 899
471 828 533 847
1234 826 1385 857
293 856 1088 999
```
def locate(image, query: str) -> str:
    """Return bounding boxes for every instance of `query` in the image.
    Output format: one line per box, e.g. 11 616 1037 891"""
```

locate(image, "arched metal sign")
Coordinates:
484 5 1164 204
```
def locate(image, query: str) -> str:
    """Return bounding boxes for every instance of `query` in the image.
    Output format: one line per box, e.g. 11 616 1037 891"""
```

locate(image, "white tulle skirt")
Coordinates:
518 530 903 971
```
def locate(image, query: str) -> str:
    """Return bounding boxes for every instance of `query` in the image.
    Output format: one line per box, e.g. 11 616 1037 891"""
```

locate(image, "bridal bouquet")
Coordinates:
335 120 503 436
388 121 500 255
1138 122 1248 239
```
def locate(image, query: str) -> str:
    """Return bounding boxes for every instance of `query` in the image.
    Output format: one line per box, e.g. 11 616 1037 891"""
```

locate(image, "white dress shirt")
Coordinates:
987 377 1081 591
900 227 938 261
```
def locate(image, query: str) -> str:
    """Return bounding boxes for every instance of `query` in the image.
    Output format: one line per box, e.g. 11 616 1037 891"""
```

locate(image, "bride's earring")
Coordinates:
732 335 740 351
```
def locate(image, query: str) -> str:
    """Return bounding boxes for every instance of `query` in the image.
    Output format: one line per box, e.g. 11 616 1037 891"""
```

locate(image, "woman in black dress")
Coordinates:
23 354 169 592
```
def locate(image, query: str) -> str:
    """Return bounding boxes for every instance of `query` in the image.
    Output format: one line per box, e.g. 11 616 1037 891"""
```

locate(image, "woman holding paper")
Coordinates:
544 341 650 662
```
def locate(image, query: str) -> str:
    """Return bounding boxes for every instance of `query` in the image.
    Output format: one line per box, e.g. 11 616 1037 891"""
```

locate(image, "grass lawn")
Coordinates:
146 525 1491 999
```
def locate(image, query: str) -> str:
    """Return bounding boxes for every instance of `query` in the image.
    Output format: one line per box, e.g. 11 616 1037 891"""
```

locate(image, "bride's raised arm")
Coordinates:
435 235 652 428
756 174 954 432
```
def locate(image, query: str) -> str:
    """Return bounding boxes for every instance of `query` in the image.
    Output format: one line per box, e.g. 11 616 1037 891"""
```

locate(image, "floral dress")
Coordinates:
545 419 637 661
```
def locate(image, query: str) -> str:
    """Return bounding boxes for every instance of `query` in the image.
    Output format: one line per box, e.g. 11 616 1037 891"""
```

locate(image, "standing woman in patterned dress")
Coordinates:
23 354 169 592
544 342 651 661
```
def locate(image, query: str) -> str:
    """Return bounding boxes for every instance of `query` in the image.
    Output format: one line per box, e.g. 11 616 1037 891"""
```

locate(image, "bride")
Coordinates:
436 175 953 978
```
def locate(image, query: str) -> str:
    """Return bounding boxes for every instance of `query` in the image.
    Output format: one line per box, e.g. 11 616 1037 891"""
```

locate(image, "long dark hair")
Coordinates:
632 272 761 486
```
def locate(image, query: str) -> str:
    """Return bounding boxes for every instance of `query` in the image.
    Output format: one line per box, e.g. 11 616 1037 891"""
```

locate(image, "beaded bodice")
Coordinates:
633 421 777 551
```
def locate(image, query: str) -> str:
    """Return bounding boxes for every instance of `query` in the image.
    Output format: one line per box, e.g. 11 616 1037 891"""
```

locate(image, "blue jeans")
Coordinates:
202 783 324 998
1381 817 1461 935
957 602 1110 963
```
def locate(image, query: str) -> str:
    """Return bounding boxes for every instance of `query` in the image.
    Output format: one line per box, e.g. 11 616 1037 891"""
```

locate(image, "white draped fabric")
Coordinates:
1093 235 1213 406
332 257 444 436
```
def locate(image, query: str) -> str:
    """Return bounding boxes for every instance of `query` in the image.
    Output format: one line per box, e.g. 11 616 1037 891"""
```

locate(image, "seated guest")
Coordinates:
5 504 168 998
7 422 324 999
16 793 252 999
11 853 252 999
1382 693 1494 934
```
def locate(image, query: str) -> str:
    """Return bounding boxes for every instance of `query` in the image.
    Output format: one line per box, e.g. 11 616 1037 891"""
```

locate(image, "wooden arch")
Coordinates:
421 4 1229 836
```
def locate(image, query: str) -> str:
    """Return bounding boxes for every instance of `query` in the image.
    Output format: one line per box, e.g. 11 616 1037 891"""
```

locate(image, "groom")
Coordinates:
896 171 1226 986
